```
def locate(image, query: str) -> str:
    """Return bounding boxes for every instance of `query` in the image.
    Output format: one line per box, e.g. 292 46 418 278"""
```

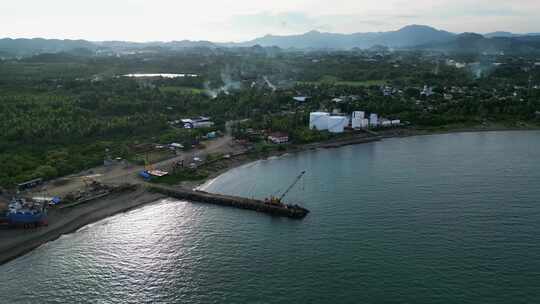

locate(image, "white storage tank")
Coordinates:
343 116 350 128
361 118 369 129
353 117 370 129
309 112 330 130
328 116 348 133
352 111 365 119
369 114 379 127
352 118 361 129
351 111 365 129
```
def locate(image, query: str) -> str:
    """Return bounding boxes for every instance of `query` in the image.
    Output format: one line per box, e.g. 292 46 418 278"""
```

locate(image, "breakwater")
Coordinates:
148 185 309 219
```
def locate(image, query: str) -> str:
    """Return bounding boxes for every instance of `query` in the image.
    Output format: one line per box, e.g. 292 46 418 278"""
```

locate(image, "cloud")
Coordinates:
1 0 540 41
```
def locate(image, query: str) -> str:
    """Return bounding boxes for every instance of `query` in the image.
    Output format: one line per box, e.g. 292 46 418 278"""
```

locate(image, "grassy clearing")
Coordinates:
298 76 387 87
159 86 204 94
129 150 175 166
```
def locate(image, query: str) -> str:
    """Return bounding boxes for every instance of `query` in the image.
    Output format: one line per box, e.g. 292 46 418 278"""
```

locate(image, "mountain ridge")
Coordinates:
2 25 540 57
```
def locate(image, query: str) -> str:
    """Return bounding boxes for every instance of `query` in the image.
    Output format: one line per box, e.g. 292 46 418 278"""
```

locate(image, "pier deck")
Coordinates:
147 185 309 219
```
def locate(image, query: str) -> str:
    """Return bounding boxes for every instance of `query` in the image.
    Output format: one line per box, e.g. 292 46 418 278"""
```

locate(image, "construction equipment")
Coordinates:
139 152 168 180
265 171 306 206
81 176 95 188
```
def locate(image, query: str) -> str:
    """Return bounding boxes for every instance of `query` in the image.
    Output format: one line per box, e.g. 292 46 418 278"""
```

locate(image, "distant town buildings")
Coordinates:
421 85 434 97
293 96 309 103
268 132 290 144
179 116 214 129
351 111 367 129
310 110 400 133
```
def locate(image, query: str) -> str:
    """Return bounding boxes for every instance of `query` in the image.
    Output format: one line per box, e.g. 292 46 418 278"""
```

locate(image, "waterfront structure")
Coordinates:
149 185 309 219
361 119 369 128
352 111 366 129
328 116 348 133
312 111 397 131
309 112 330 130
369 114 379 127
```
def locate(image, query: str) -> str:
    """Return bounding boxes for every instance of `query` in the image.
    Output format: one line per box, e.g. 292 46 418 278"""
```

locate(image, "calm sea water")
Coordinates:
2 131 540 304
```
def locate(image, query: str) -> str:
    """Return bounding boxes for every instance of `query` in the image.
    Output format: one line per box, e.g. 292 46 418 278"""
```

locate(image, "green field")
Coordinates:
298 76 387 87
159 86 205 94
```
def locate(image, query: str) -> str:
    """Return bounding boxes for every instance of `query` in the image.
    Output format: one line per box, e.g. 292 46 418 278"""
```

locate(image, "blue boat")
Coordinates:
7 210 47 225
139 170 152 180
7 198 48 226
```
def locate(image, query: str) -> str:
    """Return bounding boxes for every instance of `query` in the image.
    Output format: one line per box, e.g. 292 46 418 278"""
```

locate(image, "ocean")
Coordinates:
2 131 540 303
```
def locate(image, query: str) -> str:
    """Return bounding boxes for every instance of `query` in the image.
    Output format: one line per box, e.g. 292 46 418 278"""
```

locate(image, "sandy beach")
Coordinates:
0 186 166 265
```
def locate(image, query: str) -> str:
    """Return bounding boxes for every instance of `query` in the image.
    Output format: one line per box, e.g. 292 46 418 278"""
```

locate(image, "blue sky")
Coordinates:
1 0 538 41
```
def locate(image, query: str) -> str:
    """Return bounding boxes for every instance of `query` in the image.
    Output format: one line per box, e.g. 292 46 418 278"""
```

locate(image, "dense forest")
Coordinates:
0 48 539 188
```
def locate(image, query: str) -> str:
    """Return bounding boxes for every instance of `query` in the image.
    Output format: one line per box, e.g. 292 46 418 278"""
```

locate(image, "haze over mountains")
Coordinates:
1 25 540 57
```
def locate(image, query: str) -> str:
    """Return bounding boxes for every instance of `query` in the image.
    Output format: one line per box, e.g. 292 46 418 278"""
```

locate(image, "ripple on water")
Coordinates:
1 132 540 304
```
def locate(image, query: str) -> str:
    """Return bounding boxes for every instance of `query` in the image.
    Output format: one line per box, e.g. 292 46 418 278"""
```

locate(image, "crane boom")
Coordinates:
279 171 306 201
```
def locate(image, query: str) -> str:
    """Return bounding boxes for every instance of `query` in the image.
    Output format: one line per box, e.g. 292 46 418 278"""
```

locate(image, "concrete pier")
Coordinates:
148 185 310 219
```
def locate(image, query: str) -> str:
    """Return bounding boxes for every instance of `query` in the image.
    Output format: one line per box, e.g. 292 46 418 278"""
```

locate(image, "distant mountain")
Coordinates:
2 25 540 57
0 38 218 58
484 31 540 38
0 38 96 57
484 31 520 38
98 40 216 50
416 32 540 54
231 25 455 49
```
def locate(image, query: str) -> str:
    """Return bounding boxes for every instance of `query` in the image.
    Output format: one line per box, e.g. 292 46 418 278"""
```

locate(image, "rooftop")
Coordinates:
268 132 289 138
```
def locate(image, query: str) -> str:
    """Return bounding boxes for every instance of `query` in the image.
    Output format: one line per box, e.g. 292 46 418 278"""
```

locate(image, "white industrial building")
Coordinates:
309 112 348 133
311 111 398 132
309 112 330 130
352 111 366 129
381 119 392 127
369 113 379 127
360 119 369 128
352 111 365 119
327 116 349 133
181 116 214 129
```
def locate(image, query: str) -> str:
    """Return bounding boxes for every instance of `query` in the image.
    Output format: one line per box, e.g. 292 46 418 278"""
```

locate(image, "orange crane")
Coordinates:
266 171 306 206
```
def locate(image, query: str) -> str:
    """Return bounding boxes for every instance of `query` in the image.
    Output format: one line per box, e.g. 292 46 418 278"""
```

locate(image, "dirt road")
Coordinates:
32 135 240 197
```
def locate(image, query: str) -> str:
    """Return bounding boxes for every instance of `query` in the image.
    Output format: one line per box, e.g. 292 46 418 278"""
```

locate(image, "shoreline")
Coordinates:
0 187 166 266
192 127 540 190
1 127 538 266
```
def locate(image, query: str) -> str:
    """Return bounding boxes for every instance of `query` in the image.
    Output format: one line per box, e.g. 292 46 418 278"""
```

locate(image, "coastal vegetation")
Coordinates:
1 48 539 188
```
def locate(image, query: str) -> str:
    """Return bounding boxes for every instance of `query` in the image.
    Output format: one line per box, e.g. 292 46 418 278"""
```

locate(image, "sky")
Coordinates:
1 0 539 42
